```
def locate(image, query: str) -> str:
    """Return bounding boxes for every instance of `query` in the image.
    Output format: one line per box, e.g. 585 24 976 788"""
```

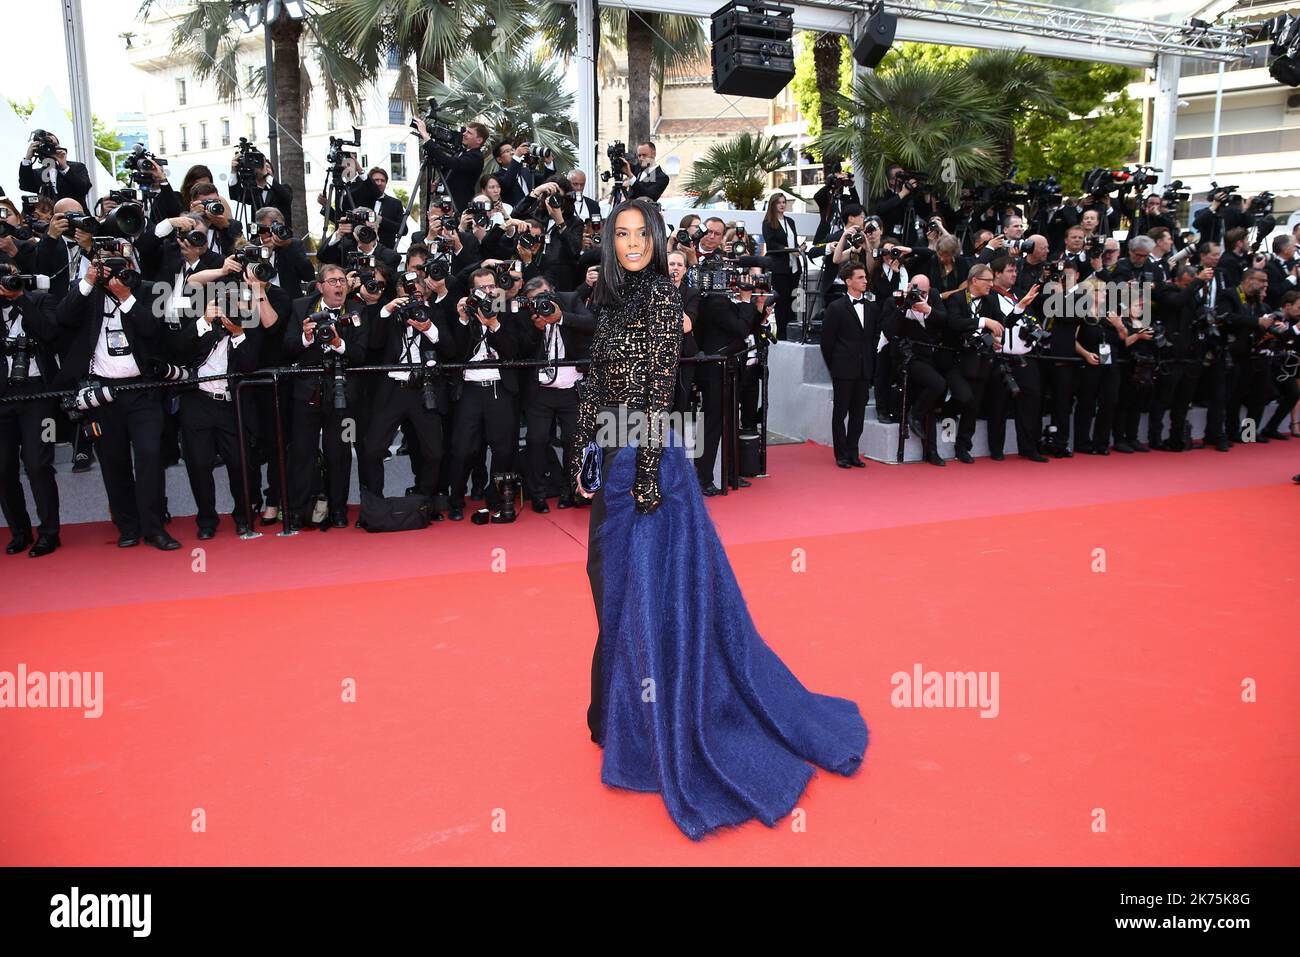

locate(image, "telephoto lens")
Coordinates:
3 336 31 385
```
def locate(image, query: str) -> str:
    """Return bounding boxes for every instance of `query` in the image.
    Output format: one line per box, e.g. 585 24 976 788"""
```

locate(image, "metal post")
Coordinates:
264 18 280 173
1149 53 1181 180
1208 60 1225 180
233 379 264 539
271 371 296 536
576 0 597 186
60 0 98 210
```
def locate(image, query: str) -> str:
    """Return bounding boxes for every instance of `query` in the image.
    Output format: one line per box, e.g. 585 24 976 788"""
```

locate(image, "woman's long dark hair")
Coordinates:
180 165 214 208
591 197 668 308
763 193 787 231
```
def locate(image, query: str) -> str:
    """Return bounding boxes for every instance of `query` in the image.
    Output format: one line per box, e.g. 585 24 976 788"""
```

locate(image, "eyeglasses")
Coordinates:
321 277 348 286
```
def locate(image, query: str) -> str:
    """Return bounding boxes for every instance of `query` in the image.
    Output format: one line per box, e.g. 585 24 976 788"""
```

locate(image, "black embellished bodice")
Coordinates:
573 269 683 512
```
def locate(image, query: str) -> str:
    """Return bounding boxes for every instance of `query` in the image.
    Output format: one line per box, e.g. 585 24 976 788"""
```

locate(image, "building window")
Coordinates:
176 78 186 106
390 142 407 181
200 121 208 150
305 160 312 176
388 98 405 124
387 46 401 70
302 111 309 134
180 124 188 152
157 130 166 155
221 118 230 146
246 115 257 141
357 103 366 125
247 65 257 87
329 108 337 130
618 98 622 123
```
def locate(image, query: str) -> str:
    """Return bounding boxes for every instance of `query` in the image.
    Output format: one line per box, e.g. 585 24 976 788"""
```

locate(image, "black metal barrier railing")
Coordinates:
0 352 755 535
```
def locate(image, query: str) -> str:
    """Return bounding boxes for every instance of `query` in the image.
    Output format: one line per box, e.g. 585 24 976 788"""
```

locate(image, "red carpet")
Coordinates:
2 441 1298 865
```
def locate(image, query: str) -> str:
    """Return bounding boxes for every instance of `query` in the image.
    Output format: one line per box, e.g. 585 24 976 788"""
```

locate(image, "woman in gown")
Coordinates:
573 198 868 840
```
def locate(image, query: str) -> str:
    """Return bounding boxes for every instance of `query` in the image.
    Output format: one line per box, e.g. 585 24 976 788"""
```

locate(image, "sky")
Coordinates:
1 0 149 120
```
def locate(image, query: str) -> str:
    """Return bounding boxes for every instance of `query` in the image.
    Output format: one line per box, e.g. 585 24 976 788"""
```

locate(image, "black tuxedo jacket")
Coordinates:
761 216 801 275
628 166 669 203
695 294 755 356
54 281 162 385
0 291 61 391
426 144 485 213
282 295 365 402
170 312 263 375
317 237 401 274
1265 258 1298 309
453 307 522 394
372 194 405 248
32 235 87 302
19 160 91 208
230 180 294 228
494 160 528 207
516 290 595 362
819 294 879 381
943 291 1002 376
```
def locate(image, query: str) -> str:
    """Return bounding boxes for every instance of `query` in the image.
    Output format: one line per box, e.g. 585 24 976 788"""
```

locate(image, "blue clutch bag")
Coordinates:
580 441 603 493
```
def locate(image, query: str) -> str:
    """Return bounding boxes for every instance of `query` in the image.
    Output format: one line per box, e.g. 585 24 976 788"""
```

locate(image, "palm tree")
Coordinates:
681 132 786 210
962 49 1064 172
812 32 844 180
140 0 367 232
536 3 708 149
816 62 1010 206
429 50 577 170
317 0 535 112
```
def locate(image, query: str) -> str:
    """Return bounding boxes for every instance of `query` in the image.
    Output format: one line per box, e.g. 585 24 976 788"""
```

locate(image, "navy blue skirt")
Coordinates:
586 426 868 840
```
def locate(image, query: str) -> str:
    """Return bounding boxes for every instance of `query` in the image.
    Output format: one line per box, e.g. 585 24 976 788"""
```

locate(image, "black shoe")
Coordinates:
28 534 60 557
6 534 32 555
989 451 1005 461
1263 428 1290 441
286 517 303 533
557 493 574 509
701 483 721 496
71 451 92 473
848 457 866 468
234 520 251 536
531 499 550 514
118 533 140 548
197 527 216 541
430 511 444 522
1020 452 1050 462
145 532 181 551
1113 442 1135 454
907 413 927 438
925 450 946 467
1216 440 1232 452
876 411 899 424
1132 442 1150 453
449 507 464 521
739 477 753 486
330 509 349 528
956 449 974 464
469 484 486 501
259 508 280 527
835 458 852 469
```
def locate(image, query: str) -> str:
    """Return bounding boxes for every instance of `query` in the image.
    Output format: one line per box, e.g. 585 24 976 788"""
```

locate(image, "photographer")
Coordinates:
281 263 363 531
819 204 874 306
319 206 401 273
490 142 527 206
1221 268 1273 446
875 167 939 248
1071 280 1125 455
1217 227 1252 289
1109 235 1165 288
446 267 520 520
1149 264 1214 451
929 235 974 300
516 276 595 512
153 183 241 257
32 198 96 300
145 215 224 343
172 298 261 539
667 250 701 416
366 167 405 249
475 175 514 226
55 248 178 550
880 274 946 466
1134 192 1177 236
414 119 490 213
1245 290 1300 442
985 257 1048 461
567 169 600 221
244 207 314 299
0 200 38 274
1191 186 1245 247
513 177 584 291
358 263 464 507
1 264 61 556
818 263 877 468
760 193 801 342
621 141 669 203
811 169 860 243
1040 260 1088 455
228 147 293 227
1265 234 1300 309
515 141 560 193
19 131 91 208
942 263 1006 463
317 152 381 222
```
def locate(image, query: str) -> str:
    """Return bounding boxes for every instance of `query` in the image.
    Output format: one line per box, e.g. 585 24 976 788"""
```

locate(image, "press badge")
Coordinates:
106 329 132 356
1098 342 1112 365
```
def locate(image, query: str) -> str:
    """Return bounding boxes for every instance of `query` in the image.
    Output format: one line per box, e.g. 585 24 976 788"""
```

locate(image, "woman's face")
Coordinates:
774 196 785 211
614 208 650 272
484 178 502 202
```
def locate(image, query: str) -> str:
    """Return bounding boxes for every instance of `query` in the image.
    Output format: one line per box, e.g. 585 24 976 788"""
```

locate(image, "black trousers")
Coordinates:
1073 361 1120 452
740 360 762 432
585 436 629 746
694 364 726 487
251 377 288 509
0 393 60 536
1245 363 1300 434
1201 357 1233 443
1115 363 1152 445
361 378 444 498
524 384 578 500
948 363 986 454
447 380 517 508
288 392 355 521
90 385 167 539
1048 359 1077 450
179 390 255 532
987 358 1044 456
873 345 896 417
771 271 799 341
1150 362 1201 446
830 375 869 461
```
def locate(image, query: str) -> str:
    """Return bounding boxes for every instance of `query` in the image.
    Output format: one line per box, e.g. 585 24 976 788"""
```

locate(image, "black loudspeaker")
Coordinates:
852 9 897 69
711 2 796 99
1270 54 1300 87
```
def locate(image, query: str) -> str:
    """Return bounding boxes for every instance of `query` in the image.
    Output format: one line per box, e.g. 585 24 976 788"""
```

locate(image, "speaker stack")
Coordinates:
711 2 796 99
852 6 897 69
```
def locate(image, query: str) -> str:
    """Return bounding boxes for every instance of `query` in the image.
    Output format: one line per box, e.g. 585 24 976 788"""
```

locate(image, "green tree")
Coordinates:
789 33 851 156
429 50 577 170
681 132 786 209
139 0 368 232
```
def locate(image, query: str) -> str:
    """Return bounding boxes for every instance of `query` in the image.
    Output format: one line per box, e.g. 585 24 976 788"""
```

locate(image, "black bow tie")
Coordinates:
851 298 869 306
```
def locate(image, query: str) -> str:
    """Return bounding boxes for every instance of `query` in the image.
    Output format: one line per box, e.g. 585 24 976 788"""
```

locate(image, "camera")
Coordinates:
963 327 997 355
233 244 276 281
60 380 114 421
107 189 138 205
308 310 343 348
439 214 459 230
516 293 559 319
327 126 362 171
423 256 451 282
122 143 167 188
258 220 292 242
675 225 703 246
601 141 628 183
827 171 855 191
545 191 568 211
492 263 518 290
0 220 36 242
393 299 431 326
1161 179 1189 205
1005 237 1036 255
520 145 554 170
29 130 59 162
178 227 207 248
466 288 496 318
411 98 463 153
92 254 141 292
2 336 31 385
0 273 49 293
345 208 376 245
1039 259 1066 284
1082 167 1132 196
59 212 98 234
516 231 541 251
468 201 492 228
233 136 266 189
1207 181 1238 204
1086 235 1106 258
894 285 926 308
344 250 376 272
150 359 197 381
199 199 227 218
399 270 423 296
1016 318 1049 348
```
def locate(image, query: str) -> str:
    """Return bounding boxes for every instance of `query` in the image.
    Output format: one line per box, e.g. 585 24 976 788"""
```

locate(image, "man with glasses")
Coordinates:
245 207 314 299
942 263 1005 463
